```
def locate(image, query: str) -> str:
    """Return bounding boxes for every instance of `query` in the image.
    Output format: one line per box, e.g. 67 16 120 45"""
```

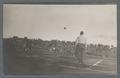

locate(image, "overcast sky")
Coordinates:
3 4 117 46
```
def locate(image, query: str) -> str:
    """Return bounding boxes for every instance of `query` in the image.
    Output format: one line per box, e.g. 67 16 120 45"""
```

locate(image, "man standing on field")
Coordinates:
75 31 87 65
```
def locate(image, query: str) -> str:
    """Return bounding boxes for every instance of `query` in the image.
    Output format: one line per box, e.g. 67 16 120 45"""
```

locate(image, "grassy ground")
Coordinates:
4 50 117 75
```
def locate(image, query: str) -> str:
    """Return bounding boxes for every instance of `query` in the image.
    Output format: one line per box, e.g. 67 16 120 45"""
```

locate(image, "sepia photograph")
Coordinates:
3 4 117 75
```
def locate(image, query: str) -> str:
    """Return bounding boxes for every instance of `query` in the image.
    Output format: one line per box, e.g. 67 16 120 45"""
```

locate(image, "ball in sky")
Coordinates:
64 27 67 30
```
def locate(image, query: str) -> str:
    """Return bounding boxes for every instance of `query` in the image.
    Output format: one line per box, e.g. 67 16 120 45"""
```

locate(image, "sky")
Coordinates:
3 4 117 46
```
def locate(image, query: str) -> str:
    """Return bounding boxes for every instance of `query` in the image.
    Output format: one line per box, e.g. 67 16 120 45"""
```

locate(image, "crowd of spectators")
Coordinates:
4 36 116 58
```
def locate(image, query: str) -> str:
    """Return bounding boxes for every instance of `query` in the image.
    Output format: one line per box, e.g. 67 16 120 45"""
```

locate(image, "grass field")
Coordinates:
4 50 117 75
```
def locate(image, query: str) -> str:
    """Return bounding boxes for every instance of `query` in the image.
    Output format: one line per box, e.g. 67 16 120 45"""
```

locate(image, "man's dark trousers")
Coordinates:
75 43 85 64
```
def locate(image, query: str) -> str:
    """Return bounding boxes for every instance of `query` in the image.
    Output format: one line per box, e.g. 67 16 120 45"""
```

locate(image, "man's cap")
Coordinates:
80 31 84 35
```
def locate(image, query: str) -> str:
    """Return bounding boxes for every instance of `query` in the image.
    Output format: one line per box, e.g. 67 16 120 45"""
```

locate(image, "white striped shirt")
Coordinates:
75 35 87 45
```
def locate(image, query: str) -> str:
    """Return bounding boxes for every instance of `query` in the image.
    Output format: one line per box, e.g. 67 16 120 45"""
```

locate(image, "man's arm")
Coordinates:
75 37 78 46
84 38 87 52
85 39 87 47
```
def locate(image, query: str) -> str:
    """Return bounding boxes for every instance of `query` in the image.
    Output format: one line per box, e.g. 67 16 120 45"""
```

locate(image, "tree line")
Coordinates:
3 36 117 58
